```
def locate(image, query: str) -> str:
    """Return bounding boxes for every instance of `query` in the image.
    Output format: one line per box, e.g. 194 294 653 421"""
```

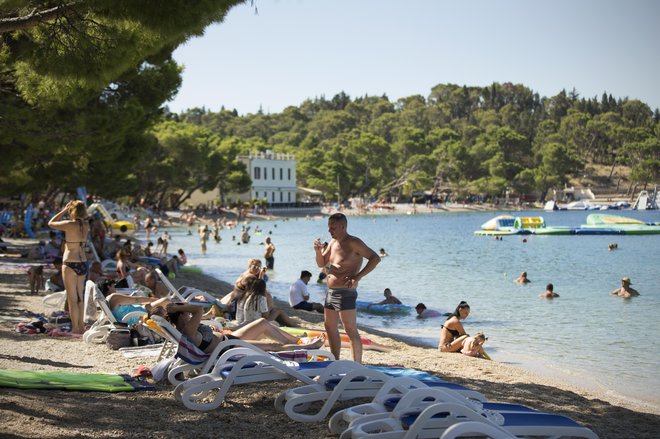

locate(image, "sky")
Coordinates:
167 0 660 115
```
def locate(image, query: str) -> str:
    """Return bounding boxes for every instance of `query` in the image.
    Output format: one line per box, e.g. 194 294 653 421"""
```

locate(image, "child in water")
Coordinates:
461 332 489 359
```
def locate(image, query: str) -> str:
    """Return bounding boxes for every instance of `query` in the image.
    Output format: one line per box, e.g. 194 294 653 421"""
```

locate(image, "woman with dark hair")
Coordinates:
150 303 324 353
438 301 471 352
237 277 268 324
48 200 90 334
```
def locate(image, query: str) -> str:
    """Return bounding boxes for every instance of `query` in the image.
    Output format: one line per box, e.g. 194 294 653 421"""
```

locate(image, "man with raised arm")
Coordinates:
314 213 380 363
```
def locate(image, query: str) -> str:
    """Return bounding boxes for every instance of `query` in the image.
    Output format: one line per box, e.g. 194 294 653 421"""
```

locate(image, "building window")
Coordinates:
288 169 291 180
280 192 283 202
255 191 258 198
272 168 275 180
254 167 260 179
271 192 275 202
288 192 291 202
279 168 283 180
263 167 267 180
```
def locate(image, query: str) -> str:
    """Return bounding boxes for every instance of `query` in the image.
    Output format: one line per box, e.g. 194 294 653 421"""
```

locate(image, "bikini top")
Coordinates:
441 324 461 338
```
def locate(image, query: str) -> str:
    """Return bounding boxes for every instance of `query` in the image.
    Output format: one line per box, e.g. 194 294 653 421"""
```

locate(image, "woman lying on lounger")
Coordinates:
438 301 470 353
149 302 325 353
98 278 169 325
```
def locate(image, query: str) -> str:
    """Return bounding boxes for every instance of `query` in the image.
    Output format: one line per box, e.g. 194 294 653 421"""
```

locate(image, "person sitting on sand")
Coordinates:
539 283 559 299
461 332 489 359
220 258 266 318
45 257 65 292
415 303 442 319
237 277 269 324
610 277 640 298
222 258 297 326
289 270 324 313
514 271 530 284
177 248 187 266
438 301 470 352
115 247 137 281
370 288 402 306
149 302 325 354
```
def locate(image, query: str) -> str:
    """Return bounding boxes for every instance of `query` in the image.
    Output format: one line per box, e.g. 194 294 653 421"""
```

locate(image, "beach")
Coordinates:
1 238 659 438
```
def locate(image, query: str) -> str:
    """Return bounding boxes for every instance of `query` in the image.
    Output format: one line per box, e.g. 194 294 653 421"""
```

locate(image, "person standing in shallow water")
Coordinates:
48 200 90 334
264 237 275 269
314 213 380 363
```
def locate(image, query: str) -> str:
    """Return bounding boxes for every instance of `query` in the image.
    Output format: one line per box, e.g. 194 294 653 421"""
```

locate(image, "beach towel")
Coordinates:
0 370 154 392
365 366 445 383
175 335 210 365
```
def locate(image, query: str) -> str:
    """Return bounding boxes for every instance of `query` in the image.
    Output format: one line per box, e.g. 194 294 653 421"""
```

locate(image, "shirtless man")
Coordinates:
264 237 276 269
610 277 640 298
314 213 380 362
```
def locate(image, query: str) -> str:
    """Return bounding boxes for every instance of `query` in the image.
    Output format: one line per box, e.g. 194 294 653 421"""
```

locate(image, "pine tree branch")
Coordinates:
0 4 77 34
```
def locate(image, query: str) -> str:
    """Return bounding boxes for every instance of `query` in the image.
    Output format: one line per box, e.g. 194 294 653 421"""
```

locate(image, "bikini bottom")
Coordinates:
64 261 88 276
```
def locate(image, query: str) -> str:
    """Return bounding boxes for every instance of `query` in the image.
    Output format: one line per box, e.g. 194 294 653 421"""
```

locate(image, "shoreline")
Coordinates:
1 239 659 438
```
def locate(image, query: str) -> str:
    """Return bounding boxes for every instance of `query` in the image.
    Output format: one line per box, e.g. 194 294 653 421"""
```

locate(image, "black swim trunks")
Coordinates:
325 288 357 311
64 261 88 276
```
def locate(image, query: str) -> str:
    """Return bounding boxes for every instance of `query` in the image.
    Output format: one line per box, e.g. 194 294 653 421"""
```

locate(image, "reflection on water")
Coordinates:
168 209 660 408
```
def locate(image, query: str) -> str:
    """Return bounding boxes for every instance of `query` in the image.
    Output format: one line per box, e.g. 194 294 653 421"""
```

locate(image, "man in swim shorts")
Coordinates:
314 213 380 363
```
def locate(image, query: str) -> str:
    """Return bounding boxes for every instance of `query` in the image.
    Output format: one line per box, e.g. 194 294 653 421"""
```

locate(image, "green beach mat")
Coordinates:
0 370 154 392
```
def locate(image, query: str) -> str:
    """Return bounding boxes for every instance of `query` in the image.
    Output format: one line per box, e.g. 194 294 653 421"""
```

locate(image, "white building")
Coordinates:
237 150 297 206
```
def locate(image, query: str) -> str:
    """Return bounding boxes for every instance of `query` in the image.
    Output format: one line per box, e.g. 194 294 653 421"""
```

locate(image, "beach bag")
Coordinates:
106 328 131 350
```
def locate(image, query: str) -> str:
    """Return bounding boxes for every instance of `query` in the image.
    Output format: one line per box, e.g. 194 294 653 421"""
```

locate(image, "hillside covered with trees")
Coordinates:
174 85 659 205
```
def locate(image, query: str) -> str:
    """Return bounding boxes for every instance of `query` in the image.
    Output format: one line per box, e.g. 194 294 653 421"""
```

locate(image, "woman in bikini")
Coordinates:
48 200 90 334
150 302 324 353
438 301 471 352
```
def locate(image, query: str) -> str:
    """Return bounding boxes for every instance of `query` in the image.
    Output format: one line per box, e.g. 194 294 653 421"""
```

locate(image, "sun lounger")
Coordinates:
277 365 485 424
175 355 355 411
144 315 226 385
328 376 535 435
342 398 598 439
145 315 334 390
154 268 217 307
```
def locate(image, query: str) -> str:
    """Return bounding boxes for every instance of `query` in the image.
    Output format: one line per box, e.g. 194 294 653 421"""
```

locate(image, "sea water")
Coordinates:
163 209 660 410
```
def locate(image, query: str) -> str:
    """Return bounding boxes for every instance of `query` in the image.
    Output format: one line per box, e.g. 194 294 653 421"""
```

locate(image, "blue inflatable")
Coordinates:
356 300 412 315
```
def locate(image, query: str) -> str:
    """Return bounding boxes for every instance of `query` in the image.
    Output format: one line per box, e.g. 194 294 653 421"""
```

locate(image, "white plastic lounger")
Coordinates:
154 268 217 307
144 315 230 385
277 366 486 424
343 400 598 439
275 364 394 423
329 377 535 435
174 356 353 411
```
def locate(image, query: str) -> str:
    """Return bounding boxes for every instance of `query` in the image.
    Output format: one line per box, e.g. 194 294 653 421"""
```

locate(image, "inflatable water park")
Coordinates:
475 214 660 236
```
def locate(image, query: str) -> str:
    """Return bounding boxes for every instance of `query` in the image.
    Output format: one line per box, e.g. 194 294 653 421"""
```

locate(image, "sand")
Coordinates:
1 238 659 438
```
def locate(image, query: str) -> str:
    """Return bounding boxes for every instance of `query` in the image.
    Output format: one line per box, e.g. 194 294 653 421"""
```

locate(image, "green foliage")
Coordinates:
0 0 246 205
179 83 657 203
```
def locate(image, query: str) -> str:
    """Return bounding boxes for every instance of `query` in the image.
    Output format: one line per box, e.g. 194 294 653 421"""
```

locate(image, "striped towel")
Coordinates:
176 335 210 365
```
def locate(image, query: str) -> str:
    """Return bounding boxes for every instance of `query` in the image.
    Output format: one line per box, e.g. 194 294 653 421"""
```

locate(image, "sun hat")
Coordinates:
621 277 632 284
